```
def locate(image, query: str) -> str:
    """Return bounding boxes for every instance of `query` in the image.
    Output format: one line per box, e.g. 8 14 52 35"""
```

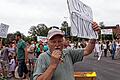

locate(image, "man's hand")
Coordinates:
84 22 100 56
37 50 62 80
50 50 62 69
92 22 100 33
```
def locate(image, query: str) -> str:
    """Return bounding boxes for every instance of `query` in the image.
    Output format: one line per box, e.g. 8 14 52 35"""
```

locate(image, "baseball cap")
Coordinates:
16 31 21 37
47 28 64 40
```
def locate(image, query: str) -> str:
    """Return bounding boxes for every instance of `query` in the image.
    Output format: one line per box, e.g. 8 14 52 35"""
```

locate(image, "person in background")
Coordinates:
97 41 102 60
109 41 112 56
43 42 49 52
106 40 110 54
103 41 107 57
35 44 41 58
111 40 117 60
8 42 16 59
27 41 35 78
40 42 44 53
33 22 100 80
8 55 16 77
64 37 71 49
15 32 28 80
116 40 120 59
0 44 9 78
0 44 3 78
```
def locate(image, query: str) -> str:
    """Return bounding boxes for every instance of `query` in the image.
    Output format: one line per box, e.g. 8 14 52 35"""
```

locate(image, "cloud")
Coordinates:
81 0 120 25
0 0 120 35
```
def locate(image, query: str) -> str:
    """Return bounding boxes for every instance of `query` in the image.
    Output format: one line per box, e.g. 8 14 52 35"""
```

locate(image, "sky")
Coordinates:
0 0 120 36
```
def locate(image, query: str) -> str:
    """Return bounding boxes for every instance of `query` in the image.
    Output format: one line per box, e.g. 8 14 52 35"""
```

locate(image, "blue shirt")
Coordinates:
33 48 84 80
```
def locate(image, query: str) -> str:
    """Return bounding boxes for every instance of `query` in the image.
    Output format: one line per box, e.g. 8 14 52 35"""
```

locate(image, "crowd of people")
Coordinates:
94 39 120 60
0 35 119 80
0 22 119 80
71 39 120 60
0 41 16 78
67 39 120 61
0 36 49 79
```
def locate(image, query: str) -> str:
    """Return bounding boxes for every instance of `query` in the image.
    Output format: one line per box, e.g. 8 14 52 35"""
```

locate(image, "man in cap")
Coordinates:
33 22 100 80
15 32 28 80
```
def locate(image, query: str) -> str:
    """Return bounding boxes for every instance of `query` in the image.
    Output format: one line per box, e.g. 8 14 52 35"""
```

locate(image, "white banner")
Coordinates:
67 0 98 39
0 23 9 38
37 36 48 42
101 29 113 34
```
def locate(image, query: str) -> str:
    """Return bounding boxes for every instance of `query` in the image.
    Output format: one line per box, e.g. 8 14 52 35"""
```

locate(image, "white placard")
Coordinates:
0 23 9 38
37 36 48 42
101 29 113 34
67 0 98 39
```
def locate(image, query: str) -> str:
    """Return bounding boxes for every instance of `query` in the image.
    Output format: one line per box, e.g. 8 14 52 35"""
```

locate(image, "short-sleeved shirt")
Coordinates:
17 39 26 60
43 45 48 52
0 47 9 62
8 47 16 56
33 48 84 80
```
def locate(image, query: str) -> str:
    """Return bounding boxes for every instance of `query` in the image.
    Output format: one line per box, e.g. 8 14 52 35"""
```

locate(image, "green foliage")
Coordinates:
61 21 68 28
28 24 49 37
61 21 71 36
99 22 105 29
23 36 34 42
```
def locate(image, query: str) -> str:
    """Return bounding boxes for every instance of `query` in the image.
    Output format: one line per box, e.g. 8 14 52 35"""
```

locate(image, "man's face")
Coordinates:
48 35 64 53
15 35 19 41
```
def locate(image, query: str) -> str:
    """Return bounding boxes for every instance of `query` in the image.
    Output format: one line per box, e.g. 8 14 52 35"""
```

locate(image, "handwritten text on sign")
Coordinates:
67 0 98 39
0 23 9 38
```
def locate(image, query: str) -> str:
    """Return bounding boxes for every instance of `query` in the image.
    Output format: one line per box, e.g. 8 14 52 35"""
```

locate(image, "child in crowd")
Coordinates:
9 55 16 77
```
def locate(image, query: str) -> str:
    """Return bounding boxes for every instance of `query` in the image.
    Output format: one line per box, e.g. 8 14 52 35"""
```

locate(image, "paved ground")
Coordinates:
74 53 120 80
3 52 120 80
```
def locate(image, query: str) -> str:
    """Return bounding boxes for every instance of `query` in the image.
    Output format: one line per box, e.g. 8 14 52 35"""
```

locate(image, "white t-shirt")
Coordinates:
95 43 101 53
116 42 120 49
9 59 16 71
103 44 107 49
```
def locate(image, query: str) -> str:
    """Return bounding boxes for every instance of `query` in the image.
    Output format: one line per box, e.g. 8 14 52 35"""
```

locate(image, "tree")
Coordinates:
61 21 68 28
99 22 105 40
61 21 71 36
28 24 49 37
23 36 34 42
99 22 105 29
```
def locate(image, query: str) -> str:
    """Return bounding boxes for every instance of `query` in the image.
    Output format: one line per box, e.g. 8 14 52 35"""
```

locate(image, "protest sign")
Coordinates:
67 0 98 39
0 23 9 38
